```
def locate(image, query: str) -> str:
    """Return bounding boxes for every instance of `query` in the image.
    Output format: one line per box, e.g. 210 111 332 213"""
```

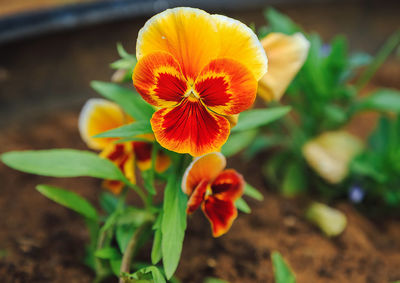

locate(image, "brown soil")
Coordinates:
1 109 400 283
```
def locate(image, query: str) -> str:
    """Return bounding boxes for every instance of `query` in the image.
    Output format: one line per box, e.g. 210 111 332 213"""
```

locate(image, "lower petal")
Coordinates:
102 180 124 195
134 142 152 171
151 100 230 156
202 196 238 237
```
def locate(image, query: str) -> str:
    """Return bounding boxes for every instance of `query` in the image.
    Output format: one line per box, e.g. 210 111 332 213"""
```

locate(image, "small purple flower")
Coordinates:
349 185 365 203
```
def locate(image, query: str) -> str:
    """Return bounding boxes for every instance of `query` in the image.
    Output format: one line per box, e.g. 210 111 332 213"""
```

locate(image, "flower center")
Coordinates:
184 87 200 102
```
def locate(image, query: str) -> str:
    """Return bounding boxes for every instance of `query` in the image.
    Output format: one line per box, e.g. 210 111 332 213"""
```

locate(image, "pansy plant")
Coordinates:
1 7 291 283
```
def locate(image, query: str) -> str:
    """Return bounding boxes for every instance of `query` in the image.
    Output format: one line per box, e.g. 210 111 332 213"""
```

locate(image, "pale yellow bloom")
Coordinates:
302 131 363 184
259 32 310 101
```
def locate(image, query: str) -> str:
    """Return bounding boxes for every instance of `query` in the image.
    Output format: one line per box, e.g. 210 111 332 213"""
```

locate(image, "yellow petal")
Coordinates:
302 131 363 184
211 14 268 80
136 7 220 81
258 32 309 101
78 99 131 150
181 152 226 195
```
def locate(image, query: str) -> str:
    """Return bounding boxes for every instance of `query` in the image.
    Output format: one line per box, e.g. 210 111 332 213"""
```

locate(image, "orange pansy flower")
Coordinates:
79 98 170 194
132 7 268 156
182 152 244 237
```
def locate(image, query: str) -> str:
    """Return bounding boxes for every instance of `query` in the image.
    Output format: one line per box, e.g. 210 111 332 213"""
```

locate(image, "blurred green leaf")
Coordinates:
95 247 121 260
221 129 258 157
232 107 291 132
356 89 400 113
244 183 264 201
264 8 301 35
126 266 166 283
1 149 127 182
91 81 154 121
271 251 296 283
110 258 122 276
94 121 152 138
235 198 251 214
281 162 306 197
99 192 119 214
36 185 98 221
204 278 229 283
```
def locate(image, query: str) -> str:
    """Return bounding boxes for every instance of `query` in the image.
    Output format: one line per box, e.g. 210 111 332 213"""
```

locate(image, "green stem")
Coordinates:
119 221 152 282
355 29 400 91
130 184 148 209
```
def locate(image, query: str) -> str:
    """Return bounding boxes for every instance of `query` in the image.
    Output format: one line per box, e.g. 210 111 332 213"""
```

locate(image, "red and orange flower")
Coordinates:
182 152 244 237
132 7 268 156
79 98 170 194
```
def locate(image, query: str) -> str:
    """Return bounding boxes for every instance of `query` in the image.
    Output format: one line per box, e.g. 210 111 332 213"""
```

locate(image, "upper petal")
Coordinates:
202 196 238 237
195 58 257 115
132 52 188 107
182 152 226 195
151 99 230 157
212 14 268 80
136 7 220 80
259 32 310 101
211 169 244 202
79 98 130 150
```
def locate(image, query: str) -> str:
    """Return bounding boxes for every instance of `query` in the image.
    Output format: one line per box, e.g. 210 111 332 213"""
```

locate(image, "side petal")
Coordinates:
100 143 136 185
136 7 220 80
78 99 128 150
181 152 226 195
202 196 238 237
133 52 188 107
259 32 310 101
187 179 209 214
102 180 124 195
133 141 152 171
195 58 257 116
211 169 244 202
212 14 268 80
151 99 230 157
155 151 171 173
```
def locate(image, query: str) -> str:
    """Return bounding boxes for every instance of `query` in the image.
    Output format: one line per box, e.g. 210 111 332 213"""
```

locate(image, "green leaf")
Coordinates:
356 89 400 113
116 224 136 253
95 247 121 260
127 266 166 283
281 162 306 197
110 258 122 276
271 251 296 283
1 149 127 183
232 107 291 132
235 198 251 214
221 129 258 157
204 278 229 283
36 185 98 221
95 121 152 138
116 42 133 58
99 192 119 214
91 81 154 121
162 170 187 279
264 8 301 35
244 183 264 201
151 213 163 265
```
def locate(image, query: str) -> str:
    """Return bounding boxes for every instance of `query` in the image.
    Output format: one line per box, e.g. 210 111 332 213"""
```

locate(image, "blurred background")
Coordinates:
0 1 399 282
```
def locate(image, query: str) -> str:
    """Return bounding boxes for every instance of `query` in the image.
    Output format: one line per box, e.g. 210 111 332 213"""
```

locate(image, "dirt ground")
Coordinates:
1 107 400 283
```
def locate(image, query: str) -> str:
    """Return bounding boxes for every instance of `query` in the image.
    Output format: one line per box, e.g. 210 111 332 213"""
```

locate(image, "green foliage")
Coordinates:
91 81 154 121
235 198 251 214
123 266 166 283
161 168 187 279
350 115 400 206
110 43 137 70
204 278 229 283
281 162 307 197
264 8 301 35
271 251 296 283
355 88 400 113
94 121 152 138
1 149 128 183
95 247 121 260
232 107 291 132
244 183 264 201
151 213 163 265
221 129 258 157
36 185 98 221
